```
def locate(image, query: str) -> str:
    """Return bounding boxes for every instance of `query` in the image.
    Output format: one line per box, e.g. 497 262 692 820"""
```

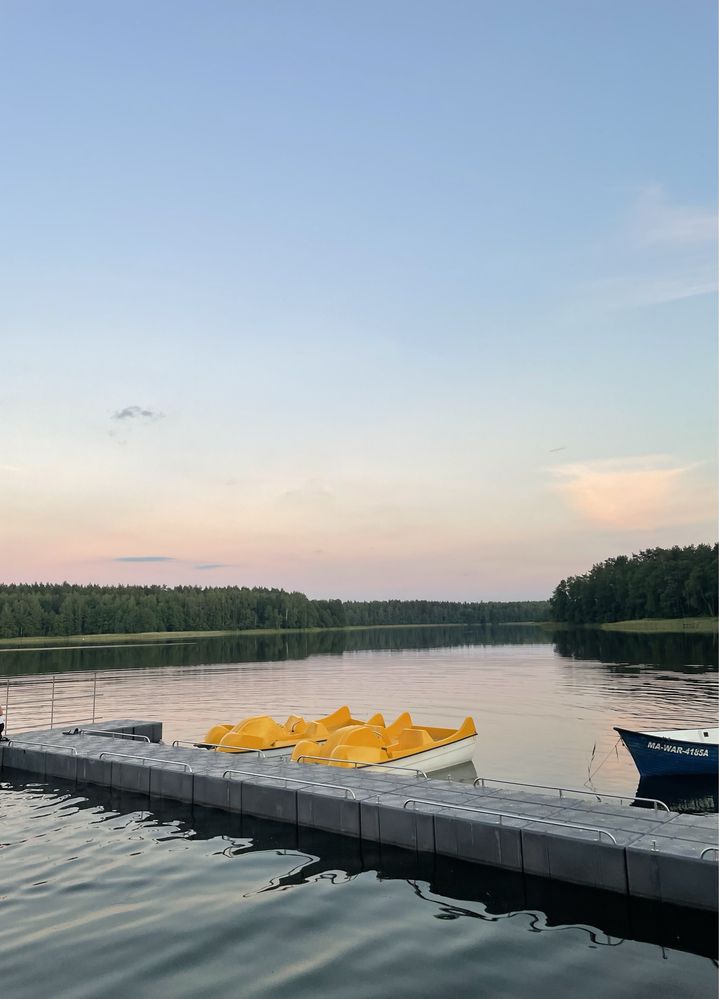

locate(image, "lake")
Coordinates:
0 625 717 998
1 624 716 810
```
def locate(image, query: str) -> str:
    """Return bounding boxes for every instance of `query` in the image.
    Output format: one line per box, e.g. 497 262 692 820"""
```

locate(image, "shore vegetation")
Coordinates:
0 584 549 640
549 544 717 625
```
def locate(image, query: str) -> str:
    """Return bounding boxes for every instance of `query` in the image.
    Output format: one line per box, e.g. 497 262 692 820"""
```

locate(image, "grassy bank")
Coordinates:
0 620 542 649
599 617 717 634
543 617 717 635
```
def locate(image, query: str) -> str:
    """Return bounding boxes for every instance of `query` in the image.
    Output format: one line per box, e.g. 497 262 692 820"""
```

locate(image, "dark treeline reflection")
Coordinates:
0 624 550 676
552 627 718 671
4 774 716 961
637 775 718 815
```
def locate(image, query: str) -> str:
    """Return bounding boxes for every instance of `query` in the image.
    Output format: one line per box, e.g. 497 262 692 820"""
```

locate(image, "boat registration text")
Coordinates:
647 741 710 758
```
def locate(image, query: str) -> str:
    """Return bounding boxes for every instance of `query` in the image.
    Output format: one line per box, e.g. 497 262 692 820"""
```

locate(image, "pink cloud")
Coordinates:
551 455 715 531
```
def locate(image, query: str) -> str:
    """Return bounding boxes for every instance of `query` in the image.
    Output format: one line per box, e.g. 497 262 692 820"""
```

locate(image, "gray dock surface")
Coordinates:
2 719 717 912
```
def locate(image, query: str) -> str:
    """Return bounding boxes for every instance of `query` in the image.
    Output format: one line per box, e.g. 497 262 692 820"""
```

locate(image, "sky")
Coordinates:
0 0 716 600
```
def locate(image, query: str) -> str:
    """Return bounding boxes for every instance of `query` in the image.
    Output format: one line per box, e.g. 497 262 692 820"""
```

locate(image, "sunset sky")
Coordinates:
1 1 716 599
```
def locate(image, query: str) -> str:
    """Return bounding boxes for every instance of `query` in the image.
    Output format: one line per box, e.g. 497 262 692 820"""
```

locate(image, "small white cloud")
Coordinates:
550 455 715 531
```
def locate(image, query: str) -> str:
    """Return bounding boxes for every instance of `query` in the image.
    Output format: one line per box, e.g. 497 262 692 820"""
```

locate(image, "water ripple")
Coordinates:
0 779 716 999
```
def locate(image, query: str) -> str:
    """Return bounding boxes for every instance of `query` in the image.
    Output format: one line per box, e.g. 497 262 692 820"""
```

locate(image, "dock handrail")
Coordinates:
171 739 265 757
98 752 193 773
2 670 101 735
222 768 357 799
296 755 428 778
473 776 670 813
67 729 151 743
7 739 77 756
700 847 718 860
403 798 619 844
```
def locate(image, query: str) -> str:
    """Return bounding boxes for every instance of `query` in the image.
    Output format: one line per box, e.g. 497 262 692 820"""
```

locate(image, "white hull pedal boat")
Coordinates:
291 712 478 774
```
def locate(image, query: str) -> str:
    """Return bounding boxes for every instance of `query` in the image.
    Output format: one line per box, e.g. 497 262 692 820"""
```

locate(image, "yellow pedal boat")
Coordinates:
201 705 386 755
291 712 477 774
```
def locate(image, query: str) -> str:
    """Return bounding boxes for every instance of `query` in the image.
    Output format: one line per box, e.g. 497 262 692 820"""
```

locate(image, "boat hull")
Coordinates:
615 727 718 778
362 734 477 775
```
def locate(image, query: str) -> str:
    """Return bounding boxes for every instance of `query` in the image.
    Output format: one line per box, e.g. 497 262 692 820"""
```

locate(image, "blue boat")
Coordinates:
615 726 718 778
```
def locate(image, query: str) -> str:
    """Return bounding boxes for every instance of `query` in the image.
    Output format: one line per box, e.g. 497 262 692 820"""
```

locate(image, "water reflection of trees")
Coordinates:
5 773 717 962
0 624 550 676
551 628 718 671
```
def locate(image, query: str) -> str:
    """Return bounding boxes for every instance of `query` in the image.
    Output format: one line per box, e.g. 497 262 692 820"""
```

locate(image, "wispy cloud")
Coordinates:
631 185 717 247
579 185 717 311
108 405 165 446
193 563 229 570
550 455 715 531
113 556 176 563
587 272 717 310
277 480 335 506
112 405 165 422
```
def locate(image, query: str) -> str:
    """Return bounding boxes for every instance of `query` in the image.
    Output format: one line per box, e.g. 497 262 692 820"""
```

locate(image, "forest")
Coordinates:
549 544 718 624
0 583 549 639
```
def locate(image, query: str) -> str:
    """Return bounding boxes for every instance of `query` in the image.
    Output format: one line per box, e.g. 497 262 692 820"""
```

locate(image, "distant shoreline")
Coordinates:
0 620 544 649
0 617 715 650
542 617 717 635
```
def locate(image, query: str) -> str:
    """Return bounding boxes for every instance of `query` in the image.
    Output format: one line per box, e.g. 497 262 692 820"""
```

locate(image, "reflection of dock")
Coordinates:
2 719 717 912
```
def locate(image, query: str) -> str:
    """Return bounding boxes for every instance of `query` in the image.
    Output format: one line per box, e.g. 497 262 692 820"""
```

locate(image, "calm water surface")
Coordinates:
1 626 717 998
0 775 716 999
2 625 716 806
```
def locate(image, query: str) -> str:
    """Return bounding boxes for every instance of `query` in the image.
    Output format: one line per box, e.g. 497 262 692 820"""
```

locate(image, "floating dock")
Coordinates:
2 719 717 912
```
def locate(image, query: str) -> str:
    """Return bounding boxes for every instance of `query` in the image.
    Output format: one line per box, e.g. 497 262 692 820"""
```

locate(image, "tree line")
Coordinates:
0 583 550 639
549 544 718 624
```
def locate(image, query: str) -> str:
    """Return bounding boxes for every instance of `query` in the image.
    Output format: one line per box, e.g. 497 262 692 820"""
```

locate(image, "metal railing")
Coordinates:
171 739 266 757
98 751 193 773
7 739 78 755
222 768 357 799
2 671 100 735
70 729 151 743
296 754 428 778
473 776 670 812
402 798 619 844
700 846 718 860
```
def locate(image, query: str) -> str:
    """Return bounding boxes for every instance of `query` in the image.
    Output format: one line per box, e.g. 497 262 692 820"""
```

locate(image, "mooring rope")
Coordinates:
585 737 621 787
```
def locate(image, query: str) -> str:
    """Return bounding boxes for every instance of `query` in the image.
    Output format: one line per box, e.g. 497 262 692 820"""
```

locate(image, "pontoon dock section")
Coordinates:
2 719 717 912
